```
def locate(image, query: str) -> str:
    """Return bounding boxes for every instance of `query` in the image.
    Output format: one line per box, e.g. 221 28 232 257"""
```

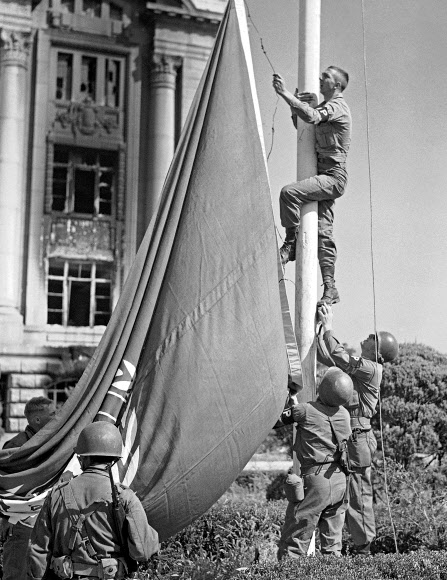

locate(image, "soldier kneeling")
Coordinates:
276 367 353 558
28 422 159 580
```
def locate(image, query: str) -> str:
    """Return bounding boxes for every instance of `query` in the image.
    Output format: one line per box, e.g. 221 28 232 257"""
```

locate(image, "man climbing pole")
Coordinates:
272 66 351 305
316 303 399 555
275 367 353 558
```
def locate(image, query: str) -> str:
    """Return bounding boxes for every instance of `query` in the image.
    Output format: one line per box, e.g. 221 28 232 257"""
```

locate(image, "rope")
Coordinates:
243 0 279 159
243 1 276 74
243 1 282 242
361 0 399 554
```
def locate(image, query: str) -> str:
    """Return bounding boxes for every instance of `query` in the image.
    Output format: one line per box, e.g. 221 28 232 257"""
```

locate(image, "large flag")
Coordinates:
0 0 291 539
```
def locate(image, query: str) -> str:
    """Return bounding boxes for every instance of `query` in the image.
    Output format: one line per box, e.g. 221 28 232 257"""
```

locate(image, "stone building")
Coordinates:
0 0 225 433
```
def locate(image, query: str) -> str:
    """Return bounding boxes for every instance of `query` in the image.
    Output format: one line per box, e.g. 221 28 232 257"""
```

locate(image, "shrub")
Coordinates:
265 473 287 501
139 550 447 579
372 458 447 553
376 343 447 468
158 500 284 566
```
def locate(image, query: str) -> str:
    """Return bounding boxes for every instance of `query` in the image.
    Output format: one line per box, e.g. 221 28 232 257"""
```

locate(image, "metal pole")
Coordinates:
295 0 320 403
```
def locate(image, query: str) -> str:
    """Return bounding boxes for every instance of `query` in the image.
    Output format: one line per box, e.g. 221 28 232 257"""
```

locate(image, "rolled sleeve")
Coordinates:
290 101 322 125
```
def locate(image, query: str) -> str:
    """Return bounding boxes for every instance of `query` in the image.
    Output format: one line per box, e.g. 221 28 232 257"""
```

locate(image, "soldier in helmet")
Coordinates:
275 367 353 558
317 303 399 555
27 421 159 580
1 397 56 580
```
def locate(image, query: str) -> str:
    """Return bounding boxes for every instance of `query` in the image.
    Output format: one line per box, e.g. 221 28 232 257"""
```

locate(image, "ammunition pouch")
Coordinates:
51 555 74 579
99 558 126 579
283 472 304 503
51 557 127 579
348 429 377 468
336 439 352 475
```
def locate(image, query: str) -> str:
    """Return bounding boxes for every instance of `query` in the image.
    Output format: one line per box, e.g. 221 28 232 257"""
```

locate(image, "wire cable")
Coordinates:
243 1 276 74
361 0 399 554
244 0 280 166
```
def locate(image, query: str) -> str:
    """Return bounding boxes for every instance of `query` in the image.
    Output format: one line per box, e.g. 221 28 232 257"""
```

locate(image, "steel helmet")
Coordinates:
75 422 122 458
318 367 353 407
377 331 399 363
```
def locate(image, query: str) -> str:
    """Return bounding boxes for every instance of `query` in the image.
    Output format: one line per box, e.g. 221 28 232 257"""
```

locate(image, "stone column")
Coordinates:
146 54 180 223
0 29 32 343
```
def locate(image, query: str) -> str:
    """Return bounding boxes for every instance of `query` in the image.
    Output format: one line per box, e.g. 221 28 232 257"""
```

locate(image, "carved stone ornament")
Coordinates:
149 54 182 89
55 97 118 137
0 29 32 69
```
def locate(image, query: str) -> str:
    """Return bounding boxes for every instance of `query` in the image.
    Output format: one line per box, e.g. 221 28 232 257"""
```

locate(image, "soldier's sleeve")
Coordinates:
27 492 53 580
120 488 159 561
322 330 375 382
290 100 322 125
291 403 306 425
318 99 345 123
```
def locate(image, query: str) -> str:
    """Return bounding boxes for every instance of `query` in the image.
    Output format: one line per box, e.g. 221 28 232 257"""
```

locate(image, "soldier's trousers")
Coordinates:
2 521 33 580
278 464 347 558
346 430 377 547
279 165 347 271
346 466 375 546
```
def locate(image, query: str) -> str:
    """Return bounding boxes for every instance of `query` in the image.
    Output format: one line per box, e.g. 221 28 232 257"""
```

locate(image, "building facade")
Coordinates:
0 0 225 432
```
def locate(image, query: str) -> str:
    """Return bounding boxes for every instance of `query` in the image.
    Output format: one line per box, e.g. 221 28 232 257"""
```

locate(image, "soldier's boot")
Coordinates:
352 542 372 556
279 227 299 266
317 267 340 305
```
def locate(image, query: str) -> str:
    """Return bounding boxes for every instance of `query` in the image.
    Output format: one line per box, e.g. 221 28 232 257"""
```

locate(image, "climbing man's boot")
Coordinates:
318 281 340 305
279 227 298 266
318 267 340 305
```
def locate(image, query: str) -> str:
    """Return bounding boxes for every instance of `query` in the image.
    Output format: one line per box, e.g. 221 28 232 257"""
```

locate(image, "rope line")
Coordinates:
266 97 279 162
243 0 279 163
243 1 276 74
361 0 399 554
243 1 281 241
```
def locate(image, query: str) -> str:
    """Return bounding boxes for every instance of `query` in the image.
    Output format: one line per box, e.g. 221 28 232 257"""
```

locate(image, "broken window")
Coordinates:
105 59 121 107
60 0 74 13
56 53 73 101
51 146 116 217
109 2 123 21
54 50 124 108
82 0 101 17
47 260 112 327
46 378 77 409
80 56 97 101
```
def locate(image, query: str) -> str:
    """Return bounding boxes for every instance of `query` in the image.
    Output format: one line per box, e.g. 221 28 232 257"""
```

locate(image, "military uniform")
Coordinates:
3 425 36 449
280 94 351 274
317 327 382 553
1 425 38 580
27 465 159 580
278 400 351 558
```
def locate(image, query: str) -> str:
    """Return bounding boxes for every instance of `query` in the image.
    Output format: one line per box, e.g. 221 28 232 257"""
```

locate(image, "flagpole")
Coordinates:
295 0 319 403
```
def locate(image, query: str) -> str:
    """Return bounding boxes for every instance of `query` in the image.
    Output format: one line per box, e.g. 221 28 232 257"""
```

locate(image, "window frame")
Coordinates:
51 146 117 219
47 259 113 328
54 48 125 108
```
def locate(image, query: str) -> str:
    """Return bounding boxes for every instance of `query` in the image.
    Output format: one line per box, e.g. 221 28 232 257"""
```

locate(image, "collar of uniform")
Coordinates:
326 93 344 105
83 465 111 477
25 424 37 439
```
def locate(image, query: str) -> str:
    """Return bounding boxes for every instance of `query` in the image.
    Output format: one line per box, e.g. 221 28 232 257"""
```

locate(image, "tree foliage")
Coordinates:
374 343 447 468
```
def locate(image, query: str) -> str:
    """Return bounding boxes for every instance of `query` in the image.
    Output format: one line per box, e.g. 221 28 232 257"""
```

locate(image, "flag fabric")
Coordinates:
0 0 290 540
